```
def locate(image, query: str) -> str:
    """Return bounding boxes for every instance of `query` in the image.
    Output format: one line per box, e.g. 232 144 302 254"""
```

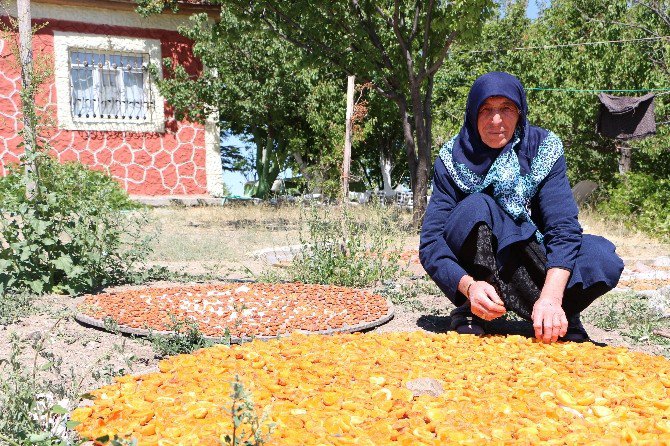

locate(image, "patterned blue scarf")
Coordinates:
440 72 564 241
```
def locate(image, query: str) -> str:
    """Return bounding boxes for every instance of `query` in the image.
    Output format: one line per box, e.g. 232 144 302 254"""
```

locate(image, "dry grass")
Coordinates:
146 203 415 277
148 204 302 263
580 209 670 261
143 204 668 279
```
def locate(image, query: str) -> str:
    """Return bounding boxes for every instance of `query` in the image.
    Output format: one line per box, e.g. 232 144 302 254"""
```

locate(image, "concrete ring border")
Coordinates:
74 301 395 344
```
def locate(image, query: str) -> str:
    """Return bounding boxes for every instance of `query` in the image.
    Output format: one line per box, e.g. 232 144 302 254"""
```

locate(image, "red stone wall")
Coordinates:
0 17 208 196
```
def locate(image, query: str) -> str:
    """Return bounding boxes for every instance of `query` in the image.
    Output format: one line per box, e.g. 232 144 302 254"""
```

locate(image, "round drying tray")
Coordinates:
75 282 394 344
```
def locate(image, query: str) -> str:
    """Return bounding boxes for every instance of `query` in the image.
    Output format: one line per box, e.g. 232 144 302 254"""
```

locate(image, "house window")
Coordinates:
69 50 154 121
54 32 164 132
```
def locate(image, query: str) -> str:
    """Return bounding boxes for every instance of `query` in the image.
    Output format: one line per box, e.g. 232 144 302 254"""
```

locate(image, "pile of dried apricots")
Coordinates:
72 331 670 445
78 283 389 338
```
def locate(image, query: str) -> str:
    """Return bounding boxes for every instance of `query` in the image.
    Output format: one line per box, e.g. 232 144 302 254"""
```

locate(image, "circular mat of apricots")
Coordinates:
72 332 670 445
75 283 393 342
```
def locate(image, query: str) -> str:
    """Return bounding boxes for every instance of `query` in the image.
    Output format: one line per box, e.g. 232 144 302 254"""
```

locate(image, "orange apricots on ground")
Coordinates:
73 332 670 445
78 283 390 338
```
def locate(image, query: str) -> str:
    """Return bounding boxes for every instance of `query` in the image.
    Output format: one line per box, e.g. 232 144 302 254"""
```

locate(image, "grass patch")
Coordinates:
583 291 670 344
0 293 36 325
274 205 407 287
378 281 428 313
147 204 302 264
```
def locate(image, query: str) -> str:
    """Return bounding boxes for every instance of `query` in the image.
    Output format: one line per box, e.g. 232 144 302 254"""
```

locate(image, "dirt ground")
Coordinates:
1 204 669 398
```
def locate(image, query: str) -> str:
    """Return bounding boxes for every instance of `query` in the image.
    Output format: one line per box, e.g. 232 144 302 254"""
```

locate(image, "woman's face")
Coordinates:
476 96 520 149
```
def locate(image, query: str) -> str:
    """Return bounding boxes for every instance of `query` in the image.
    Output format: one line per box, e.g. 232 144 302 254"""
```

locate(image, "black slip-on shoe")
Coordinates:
450 310 486 335
559 314 590 343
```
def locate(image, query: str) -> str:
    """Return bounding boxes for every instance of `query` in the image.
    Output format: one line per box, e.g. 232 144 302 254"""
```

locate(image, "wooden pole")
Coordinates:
342 75 355 203
617 143 631 175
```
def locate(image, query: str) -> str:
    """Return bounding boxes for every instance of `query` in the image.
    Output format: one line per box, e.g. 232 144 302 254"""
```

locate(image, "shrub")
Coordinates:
0 159 153 295
282 204 403 288
597 172 670 242
147 314 215 358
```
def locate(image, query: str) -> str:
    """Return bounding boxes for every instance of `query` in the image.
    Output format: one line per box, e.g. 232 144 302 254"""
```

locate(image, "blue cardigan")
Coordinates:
419 153 582 300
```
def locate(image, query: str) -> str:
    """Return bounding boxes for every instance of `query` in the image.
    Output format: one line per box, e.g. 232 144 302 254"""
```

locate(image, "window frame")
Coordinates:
54 31 164 132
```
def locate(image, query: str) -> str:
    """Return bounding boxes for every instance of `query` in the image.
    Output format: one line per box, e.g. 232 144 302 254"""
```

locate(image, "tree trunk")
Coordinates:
394 84 431 229
250 127 273 198
408 78 431 230
292 150 313 190
17 0 37 197
396 98 417 195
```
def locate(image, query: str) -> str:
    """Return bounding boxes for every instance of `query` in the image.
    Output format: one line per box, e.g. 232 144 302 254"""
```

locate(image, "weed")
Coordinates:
0 327 78 445
103 317 121 335
378 281 428 312
414 277 443 297
278 205 403 287
91 434 138 446
147 314 215 358
0 313 144 445
221 375 273 446
0 292 35 324
90 341 137 385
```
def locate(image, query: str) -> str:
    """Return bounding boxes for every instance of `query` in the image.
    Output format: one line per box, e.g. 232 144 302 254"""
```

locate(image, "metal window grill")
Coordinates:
68 49 155 121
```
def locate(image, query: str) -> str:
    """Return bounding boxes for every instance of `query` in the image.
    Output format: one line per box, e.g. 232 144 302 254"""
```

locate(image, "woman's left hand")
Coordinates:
532 297 568 343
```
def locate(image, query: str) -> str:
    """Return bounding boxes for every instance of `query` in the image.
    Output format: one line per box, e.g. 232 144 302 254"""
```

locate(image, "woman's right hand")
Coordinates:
468 281 506 321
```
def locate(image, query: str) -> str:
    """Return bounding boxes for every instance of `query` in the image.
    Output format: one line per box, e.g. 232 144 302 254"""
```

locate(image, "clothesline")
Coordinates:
456 35 670 54
527 87 670 93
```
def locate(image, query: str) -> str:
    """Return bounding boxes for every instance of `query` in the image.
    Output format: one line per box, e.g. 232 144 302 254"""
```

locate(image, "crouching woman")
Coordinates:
419 71 623 343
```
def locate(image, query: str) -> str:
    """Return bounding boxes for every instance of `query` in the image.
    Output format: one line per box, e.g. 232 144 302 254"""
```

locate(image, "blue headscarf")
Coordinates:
439 72 564 238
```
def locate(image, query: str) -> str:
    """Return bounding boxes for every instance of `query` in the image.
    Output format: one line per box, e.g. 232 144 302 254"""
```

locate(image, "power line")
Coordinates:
527 87 670 93
455 35 670 54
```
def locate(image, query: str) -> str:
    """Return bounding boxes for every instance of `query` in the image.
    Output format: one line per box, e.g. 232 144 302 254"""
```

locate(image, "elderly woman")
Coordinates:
419 72 623 343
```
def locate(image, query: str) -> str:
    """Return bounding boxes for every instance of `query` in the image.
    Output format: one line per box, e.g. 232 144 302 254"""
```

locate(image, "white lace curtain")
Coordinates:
70 51 148 120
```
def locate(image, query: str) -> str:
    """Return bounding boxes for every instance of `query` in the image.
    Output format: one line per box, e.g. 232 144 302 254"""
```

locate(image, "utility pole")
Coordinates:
342 75 355 204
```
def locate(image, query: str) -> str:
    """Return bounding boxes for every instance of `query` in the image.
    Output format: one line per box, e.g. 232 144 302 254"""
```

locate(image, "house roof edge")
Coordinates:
32 0 219 17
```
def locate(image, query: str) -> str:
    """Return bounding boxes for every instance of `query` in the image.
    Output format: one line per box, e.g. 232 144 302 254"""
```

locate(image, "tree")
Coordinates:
138 0 495 226
434 0 664 185
147 9 343 198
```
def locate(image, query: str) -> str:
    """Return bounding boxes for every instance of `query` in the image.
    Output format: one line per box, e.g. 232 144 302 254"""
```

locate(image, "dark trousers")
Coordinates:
458 223 611 320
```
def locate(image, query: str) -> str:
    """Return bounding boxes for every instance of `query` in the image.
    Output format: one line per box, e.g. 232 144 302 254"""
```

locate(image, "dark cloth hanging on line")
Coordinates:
596 93 656 140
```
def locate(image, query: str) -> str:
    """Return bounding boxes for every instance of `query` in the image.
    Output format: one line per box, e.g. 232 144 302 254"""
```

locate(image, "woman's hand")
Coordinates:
532 297 568 343
467 281 506 321
532 268 571 343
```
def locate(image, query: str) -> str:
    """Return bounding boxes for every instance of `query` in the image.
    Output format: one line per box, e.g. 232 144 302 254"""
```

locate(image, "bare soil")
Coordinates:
1 205 669 397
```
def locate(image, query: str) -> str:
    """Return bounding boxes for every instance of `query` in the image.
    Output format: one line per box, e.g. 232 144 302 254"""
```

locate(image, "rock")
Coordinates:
631 261 654 273
28 331 43 341
405 378 444 397
653 256 670 267
648 288 670 318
